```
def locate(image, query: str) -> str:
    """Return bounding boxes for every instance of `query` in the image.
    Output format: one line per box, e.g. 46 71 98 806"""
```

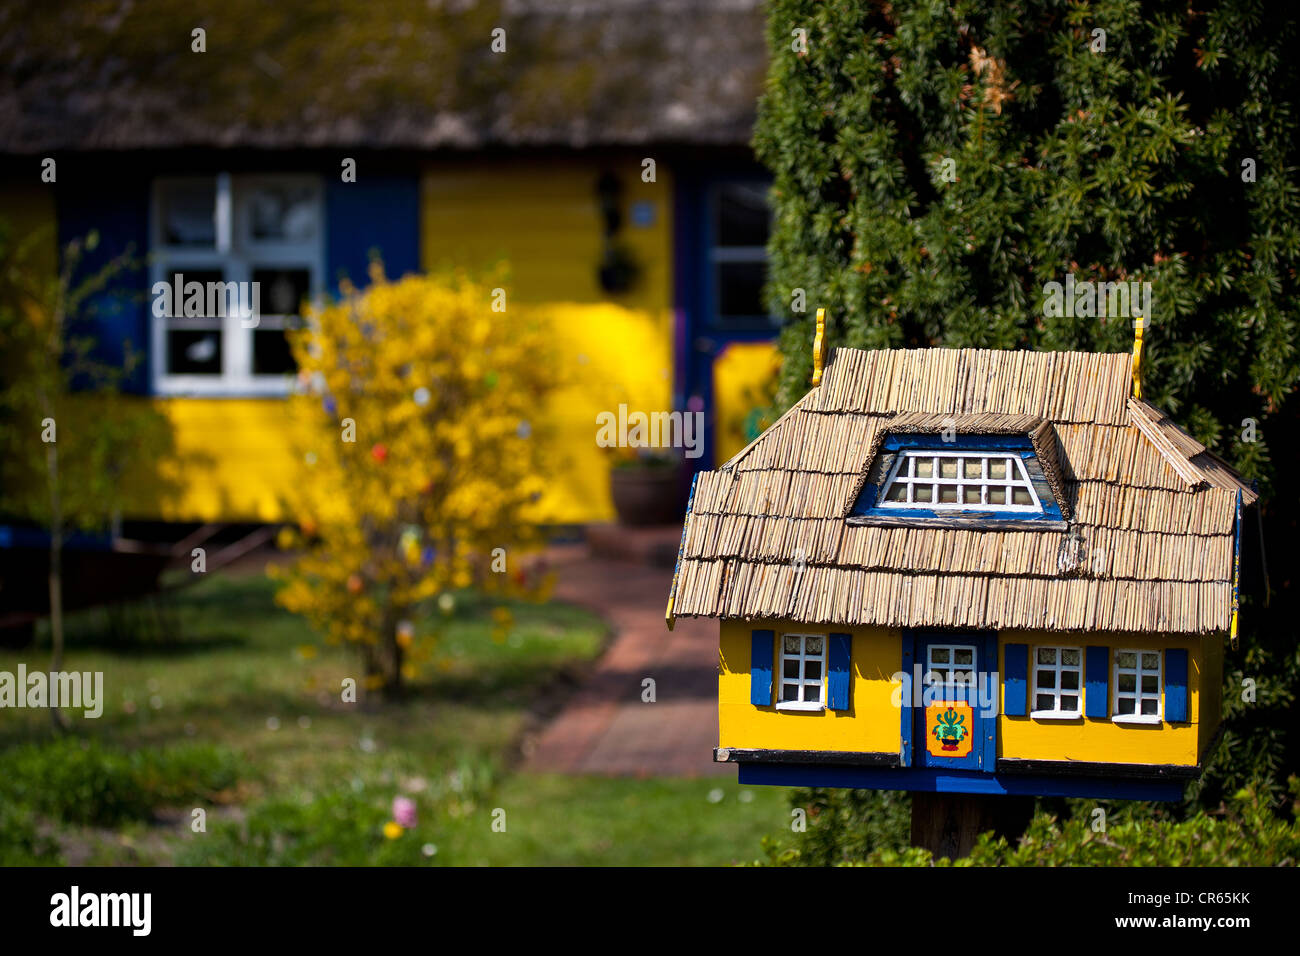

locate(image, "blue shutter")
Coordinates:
1004 643 1028 716
750 630 774 706
828 633 852 711
1165 648 1189 722
1085 646 1110 718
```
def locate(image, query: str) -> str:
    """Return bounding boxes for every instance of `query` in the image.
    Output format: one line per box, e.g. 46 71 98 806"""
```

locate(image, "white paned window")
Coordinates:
777 634 826 711
925 644 977 697
1031 646 1083 718
879 450 1042 512
1113 649 1162 723
150 174 324 396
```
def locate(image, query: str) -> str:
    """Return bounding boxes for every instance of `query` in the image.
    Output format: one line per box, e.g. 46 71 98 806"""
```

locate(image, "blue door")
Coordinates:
913 633 998 771
673 172 777 469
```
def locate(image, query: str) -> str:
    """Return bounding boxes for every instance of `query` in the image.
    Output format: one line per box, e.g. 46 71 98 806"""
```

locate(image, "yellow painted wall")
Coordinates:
713 340 780 464
717 620 1216 770
422 158 675 524
718 619 902 753
137 399 299 522
998 632 1205 767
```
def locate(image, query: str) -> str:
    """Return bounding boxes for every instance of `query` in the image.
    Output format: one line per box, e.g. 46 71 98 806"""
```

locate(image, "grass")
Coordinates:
0 568 791 865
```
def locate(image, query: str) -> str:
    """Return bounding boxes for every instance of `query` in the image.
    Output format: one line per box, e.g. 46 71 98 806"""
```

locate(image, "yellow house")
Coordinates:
666 345 1254 800
0 2 779 529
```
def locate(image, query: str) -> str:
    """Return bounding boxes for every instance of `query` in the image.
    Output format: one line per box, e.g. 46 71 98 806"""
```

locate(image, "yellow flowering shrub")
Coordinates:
272 264 561 692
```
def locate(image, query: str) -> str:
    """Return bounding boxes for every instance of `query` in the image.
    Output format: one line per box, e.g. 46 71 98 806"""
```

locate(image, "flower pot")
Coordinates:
610 464 686 526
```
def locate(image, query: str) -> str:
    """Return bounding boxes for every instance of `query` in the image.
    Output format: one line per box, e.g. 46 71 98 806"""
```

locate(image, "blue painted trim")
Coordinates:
899 631 915 767
1165 648 1189 723
736 764 1187 802
1085 645 1109 718
0 525 115 552
325 175 420 293
1003 643 1028 717
750 629 774 706
57 175 151 393
852 433 1064 523
1231 488 1244 625
828 633 851 711
881 434 1034 452
912 631 994 772
982 632 998 770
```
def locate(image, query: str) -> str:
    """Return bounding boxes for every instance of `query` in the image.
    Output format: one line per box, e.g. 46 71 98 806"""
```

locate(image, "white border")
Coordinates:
879 449 1044 512
775 633 828 711
1030 645 1084 719
1112 648 1163 724
150 173 325 396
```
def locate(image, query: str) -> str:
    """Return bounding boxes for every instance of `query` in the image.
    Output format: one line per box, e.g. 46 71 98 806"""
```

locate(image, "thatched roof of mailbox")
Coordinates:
0 0 766 153
668 347 1257 636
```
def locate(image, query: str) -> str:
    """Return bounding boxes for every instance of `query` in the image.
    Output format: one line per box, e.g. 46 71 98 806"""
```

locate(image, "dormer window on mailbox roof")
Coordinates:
847 415 1069 531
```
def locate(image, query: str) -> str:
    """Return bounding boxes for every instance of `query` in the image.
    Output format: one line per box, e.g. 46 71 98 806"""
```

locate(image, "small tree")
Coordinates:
0 224 176 727
273 264 561 694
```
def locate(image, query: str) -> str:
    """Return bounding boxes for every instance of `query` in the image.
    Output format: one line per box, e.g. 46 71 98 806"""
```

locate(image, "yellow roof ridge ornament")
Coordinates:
812 307 827 386
1131 314 1145 399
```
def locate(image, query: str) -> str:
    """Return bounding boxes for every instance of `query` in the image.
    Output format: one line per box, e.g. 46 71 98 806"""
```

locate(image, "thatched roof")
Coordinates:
0 0 765 154
668 347 1256 636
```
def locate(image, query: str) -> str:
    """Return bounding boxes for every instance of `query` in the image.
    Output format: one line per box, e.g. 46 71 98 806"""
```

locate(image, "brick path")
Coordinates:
520 543 727 777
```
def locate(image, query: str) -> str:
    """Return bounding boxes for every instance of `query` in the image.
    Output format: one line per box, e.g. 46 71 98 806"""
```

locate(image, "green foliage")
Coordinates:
0 801 62 865
0 222 177 529
177 762 495 866
759 788 911 865
757 1 1299 476
760 782 1300 865
0 738 239 827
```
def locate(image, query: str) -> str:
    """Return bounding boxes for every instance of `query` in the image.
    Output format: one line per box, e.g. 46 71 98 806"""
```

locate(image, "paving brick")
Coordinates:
522 545 727 778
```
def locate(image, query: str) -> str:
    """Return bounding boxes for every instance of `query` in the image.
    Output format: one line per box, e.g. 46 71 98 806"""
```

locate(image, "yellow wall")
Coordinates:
717 620 1218 770
137 399 298 522
1199 634 1224 761
713 341 780 464
423 157 675 524
998 632 1205 767
718 619 903 753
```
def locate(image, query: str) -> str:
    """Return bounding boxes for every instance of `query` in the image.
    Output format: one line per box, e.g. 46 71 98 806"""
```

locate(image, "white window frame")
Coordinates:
150 173 325 396
1030 645 1083 719
924 643 978 698
708 181 772 326
776 633 827 712
1112 649 1163 725
878 450 1044 513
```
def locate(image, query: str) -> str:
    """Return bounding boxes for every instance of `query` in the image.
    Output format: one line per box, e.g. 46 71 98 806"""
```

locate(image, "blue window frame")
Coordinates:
850 434 1066 529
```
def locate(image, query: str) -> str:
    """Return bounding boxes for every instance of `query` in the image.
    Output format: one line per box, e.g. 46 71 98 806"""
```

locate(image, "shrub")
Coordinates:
0 801 61 865
273 264 562 693
0 738 239 827
758 781 1300 866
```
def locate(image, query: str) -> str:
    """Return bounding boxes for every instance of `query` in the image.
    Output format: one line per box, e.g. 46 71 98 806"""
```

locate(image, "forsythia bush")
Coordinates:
272 264 561 692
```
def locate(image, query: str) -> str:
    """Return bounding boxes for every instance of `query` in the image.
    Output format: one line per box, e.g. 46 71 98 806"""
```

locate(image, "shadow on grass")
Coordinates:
61 632 252 656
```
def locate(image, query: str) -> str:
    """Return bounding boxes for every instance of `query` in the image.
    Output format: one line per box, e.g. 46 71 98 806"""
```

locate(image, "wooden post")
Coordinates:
910 792 1033 860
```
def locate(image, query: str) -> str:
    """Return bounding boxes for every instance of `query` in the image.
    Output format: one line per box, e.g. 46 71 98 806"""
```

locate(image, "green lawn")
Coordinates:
0 570 789 865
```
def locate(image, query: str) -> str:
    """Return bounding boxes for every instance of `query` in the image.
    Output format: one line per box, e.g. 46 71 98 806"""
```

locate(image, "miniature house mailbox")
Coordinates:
666 333 1254 801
